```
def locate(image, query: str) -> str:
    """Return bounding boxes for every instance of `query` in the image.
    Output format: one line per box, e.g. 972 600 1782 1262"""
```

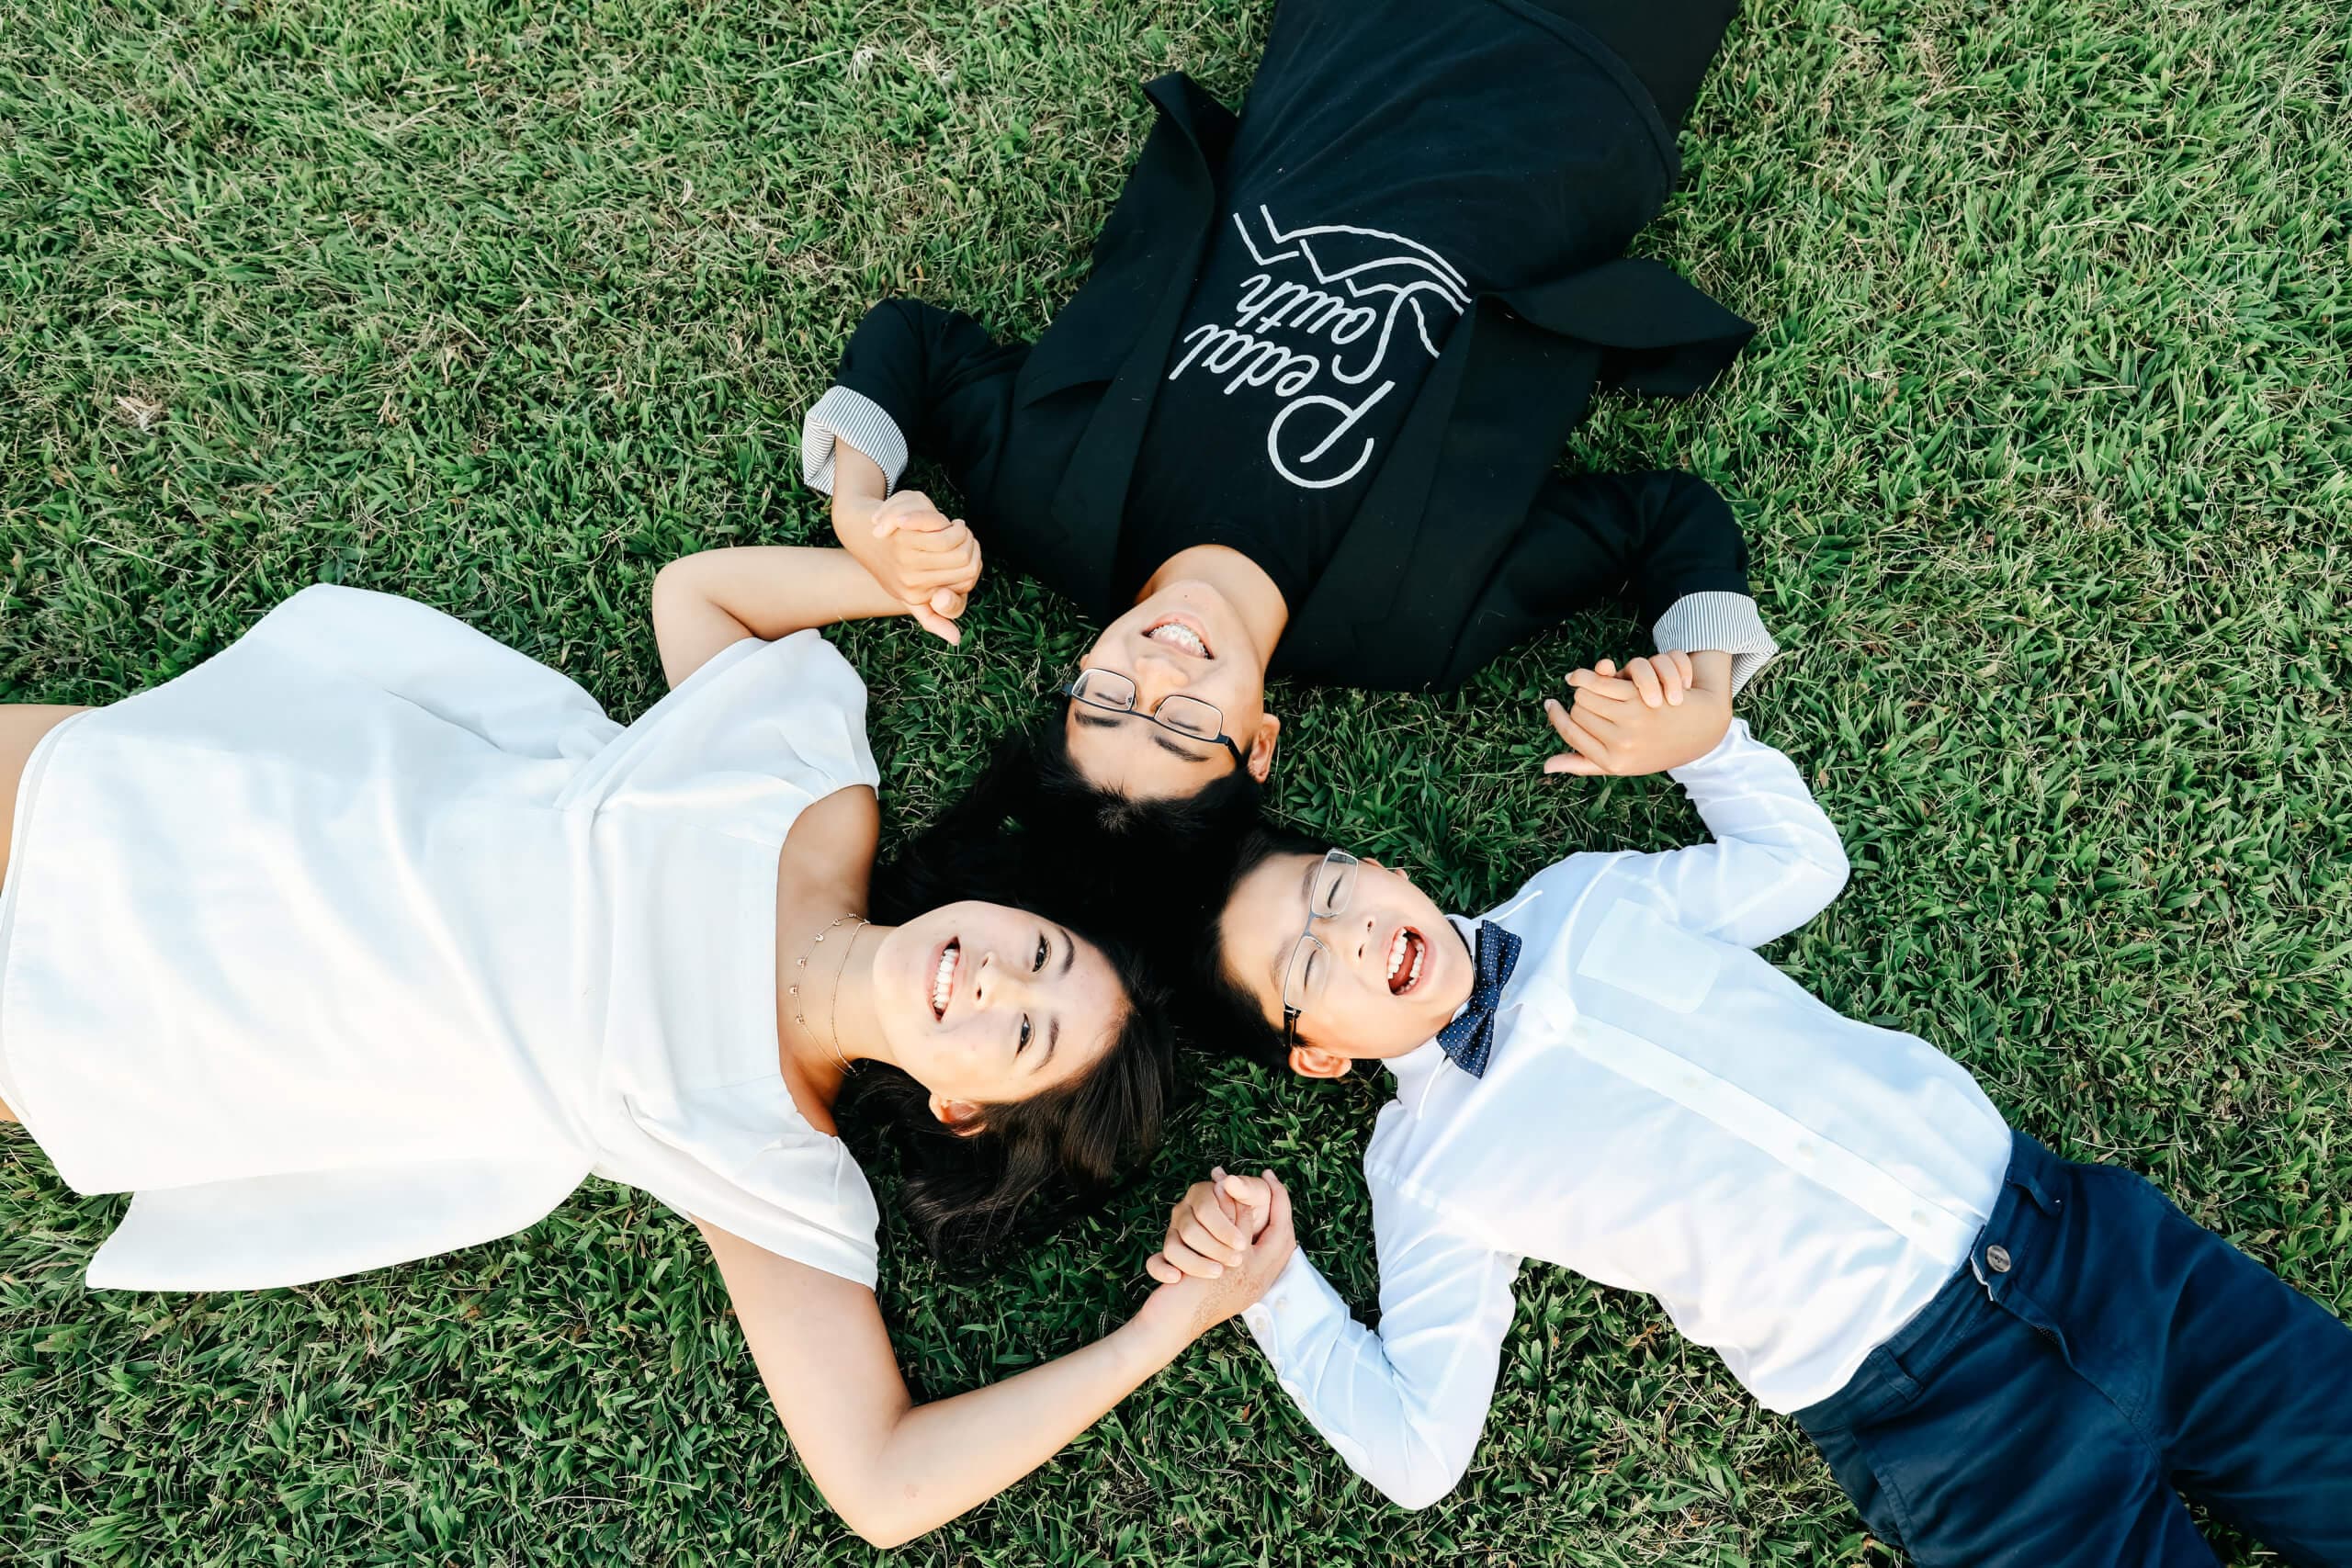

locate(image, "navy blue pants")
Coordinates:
1796 1134 2352 1567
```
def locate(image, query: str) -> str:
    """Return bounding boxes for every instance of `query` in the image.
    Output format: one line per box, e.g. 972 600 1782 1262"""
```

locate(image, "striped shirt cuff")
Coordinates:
800 386 910 496
1653 591 1780 694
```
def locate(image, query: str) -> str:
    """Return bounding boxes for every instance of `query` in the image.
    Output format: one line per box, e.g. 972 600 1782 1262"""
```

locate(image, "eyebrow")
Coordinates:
1028 927 1080 1075
1072 708 1215 764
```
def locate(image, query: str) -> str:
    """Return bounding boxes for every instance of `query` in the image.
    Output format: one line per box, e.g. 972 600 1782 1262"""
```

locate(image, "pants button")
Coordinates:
1985 1244 2013 1273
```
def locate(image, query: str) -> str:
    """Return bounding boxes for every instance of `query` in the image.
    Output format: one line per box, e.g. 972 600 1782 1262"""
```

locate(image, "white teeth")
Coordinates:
932 944 958 1017
1146 622 1207 656
1385 930 1424 993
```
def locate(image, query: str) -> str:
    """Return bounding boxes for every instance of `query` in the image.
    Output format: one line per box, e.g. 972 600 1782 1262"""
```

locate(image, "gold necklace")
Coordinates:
787 915 869 1073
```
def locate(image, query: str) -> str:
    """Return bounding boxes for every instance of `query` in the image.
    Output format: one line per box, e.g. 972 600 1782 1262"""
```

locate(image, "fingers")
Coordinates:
1216 1171 1272 1213
1208 1167 1247 1229
909 604 964 645
1159 1235 1233 1279
1545 708 1614 773
1179 1211 1246 1269
1568 655 1690 710
1545 694 1620 746
1544 750 1605 776
899 535 981 592
894 520 974 556
1655 653 1687 707
1188 1179 1250 1258
1145 1254 1181 1286
1623 657 1666 709
905 562 979 593
1624 654 1689 709
1260 1171 1294 1242
1564 667 1641 705
870 491 953 537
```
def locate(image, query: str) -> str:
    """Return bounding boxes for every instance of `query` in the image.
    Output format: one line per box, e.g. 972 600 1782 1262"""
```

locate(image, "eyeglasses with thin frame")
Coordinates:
1058 668 1250 770
1280 850 1361 1047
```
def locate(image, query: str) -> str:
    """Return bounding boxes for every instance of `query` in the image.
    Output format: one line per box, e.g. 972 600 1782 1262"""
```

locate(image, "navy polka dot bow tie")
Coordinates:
1434 920 1522 1079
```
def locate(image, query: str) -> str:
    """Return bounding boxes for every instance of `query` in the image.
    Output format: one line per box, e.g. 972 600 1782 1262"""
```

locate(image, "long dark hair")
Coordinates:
841 818 1179 1261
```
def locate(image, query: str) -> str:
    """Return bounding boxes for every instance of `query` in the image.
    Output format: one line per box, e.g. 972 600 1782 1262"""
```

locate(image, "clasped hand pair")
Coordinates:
1542 649 1734 777
836 489 984 644
1131 1168 1299 1340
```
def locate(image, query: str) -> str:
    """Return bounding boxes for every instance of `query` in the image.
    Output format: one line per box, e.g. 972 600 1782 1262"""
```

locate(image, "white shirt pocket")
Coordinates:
1574 897 1723 1014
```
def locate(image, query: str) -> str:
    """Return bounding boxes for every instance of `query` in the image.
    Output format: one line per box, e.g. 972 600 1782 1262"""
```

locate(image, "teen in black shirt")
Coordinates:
808 0 1773 806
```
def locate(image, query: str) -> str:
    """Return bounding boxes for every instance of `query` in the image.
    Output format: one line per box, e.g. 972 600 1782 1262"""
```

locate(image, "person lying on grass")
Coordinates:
1149 671 2352 1565
0 547 1291 1548
797 0 1773 826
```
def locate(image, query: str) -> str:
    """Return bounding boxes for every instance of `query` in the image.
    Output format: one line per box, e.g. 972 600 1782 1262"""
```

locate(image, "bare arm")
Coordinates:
650 546 910 689
700 1192 1294 1548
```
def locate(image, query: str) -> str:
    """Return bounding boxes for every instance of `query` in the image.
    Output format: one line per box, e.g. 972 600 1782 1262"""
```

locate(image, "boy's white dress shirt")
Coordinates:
1240 721 2014 1508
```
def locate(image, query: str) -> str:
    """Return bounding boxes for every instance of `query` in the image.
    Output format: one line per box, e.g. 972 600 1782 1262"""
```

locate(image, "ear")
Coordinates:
927 1093 987 1135
1246 714 1282 783
1288 1044 1352 1080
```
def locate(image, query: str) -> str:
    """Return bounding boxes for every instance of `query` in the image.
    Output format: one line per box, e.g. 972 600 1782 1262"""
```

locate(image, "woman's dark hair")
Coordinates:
897 716 1262 981
842 819 1180 1262
1185 819 1335 1074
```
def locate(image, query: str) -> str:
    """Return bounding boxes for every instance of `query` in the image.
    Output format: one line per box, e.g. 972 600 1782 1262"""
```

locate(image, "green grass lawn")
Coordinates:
4 0 2347 1561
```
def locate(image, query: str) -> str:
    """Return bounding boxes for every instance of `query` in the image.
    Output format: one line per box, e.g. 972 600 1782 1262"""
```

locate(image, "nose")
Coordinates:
1128 647 1194 701
1356 910 1374 964
967 951 1040 1012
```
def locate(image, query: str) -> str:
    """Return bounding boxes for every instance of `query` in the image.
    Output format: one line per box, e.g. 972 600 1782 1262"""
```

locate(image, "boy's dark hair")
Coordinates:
1185 819 1335 1074
845 823 1178 1263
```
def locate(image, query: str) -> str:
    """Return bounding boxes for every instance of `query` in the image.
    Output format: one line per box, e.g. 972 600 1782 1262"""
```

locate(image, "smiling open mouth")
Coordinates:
930 940 960 1021
1385 928 1428 996
1143 615 1212 659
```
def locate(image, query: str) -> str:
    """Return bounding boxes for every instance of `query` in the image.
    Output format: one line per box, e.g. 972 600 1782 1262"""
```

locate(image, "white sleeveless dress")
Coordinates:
0 586 884 1292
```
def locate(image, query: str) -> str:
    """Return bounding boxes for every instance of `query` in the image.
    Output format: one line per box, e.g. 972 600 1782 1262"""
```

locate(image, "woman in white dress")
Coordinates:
0 545 1296 1547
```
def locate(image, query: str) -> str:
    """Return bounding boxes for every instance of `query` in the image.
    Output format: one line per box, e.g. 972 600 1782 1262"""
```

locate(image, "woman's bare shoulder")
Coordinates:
776 783 882 907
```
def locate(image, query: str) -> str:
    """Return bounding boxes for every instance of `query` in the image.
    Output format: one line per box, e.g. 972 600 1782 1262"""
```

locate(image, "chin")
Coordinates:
1125 580 1237 639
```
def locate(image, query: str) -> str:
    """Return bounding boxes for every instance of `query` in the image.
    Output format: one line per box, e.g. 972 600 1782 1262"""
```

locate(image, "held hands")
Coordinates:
837 489 983 644
1542 650 1733 778
1136 1168 1296 1344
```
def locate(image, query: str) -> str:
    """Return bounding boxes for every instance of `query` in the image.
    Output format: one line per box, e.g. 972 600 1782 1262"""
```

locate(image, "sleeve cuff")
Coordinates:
1239 1246 1345 1355
800 386 910 496
1666 716 1754 783
1653 591 1780 694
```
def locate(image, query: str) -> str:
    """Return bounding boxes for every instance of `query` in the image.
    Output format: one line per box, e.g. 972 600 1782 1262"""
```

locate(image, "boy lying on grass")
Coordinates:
1150 668 2352 1566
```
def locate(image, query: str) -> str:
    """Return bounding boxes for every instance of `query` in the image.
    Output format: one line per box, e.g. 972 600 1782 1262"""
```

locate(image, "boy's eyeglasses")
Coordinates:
1280 850 1361 1048
1057 668 1250 770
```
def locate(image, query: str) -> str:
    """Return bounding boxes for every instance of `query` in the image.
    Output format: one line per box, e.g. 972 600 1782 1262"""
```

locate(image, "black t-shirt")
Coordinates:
1115 0 1674 606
